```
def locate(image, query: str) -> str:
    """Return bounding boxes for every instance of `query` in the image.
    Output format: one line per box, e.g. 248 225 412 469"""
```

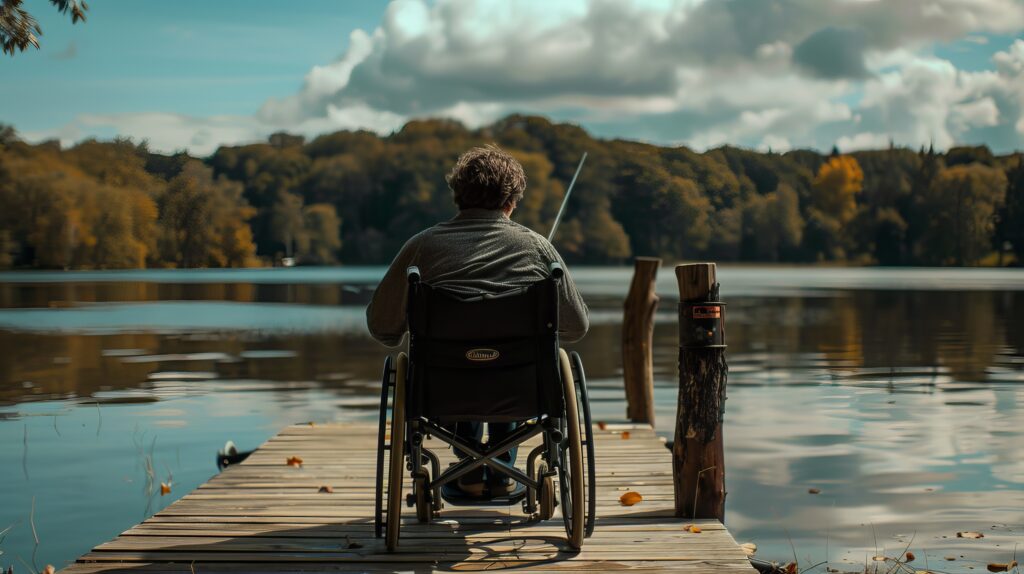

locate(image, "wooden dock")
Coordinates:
62 422 757 573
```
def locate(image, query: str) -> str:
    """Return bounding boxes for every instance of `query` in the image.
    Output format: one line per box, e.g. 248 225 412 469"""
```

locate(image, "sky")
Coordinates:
3 0 1024 155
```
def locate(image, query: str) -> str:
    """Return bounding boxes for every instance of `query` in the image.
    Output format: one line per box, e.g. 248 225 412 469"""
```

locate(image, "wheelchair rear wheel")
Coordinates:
374 355 392 539
558 349 585 550
385 352 408 552
571 351 597 538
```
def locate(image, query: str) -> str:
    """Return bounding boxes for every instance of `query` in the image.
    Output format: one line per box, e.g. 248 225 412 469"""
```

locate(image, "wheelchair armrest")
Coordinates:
548 262 564 280
407 266 421 284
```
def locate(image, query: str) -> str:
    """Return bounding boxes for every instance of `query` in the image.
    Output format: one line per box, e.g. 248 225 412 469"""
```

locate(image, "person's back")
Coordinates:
365 144 589 498
366 145 588 347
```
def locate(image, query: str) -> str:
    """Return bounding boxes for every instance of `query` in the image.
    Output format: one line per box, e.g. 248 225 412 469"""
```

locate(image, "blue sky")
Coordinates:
3 0 1024 154
3 1 387 131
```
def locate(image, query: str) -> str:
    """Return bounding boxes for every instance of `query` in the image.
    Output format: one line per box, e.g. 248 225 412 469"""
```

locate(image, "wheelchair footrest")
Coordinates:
440 482 528 507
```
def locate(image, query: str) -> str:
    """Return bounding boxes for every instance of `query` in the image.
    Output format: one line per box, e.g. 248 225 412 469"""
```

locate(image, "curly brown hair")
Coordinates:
446 144 527 210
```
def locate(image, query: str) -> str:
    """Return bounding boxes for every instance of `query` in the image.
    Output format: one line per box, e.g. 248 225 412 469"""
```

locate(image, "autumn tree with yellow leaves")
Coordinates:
804 154 864 260
1 116 1019 269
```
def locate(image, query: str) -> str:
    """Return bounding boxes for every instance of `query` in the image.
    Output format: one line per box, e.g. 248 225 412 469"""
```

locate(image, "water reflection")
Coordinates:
0 267 1022 572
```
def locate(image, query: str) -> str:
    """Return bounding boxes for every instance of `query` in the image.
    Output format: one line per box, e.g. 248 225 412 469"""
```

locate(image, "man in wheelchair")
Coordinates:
367 145 596 550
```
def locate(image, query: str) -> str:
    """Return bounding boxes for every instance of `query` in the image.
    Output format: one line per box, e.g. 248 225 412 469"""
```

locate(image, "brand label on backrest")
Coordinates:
465 348 500 361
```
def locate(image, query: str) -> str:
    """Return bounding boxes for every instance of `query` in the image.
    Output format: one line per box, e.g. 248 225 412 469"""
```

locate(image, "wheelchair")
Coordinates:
374 263 596 551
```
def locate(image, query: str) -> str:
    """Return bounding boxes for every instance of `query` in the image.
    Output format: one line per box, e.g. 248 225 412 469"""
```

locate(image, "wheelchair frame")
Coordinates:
374 264 596 552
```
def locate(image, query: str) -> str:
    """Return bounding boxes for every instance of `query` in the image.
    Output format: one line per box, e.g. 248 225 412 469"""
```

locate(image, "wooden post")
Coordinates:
673 262 727 521
622 257 661 424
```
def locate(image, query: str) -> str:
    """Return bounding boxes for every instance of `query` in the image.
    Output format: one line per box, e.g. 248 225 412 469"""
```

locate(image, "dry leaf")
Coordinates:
160 482 171 495
597 421 607 430
621 431 631 440
686 525 702 533
286 456 303 468
784 562 798 574
739 542 757 557
808 488 821 494
987 561 1018 573
905 551 916 562
619 491 643 506
318 485 334 493
43 566 55 574
957 531 984 539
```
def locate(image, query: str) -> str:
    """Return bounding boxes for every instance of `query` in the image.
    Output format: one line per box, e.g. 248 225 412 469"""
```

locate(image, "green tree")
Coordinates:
744 184 804 261
270 190 306 259
611 156 710 260
919 164 1006 265
158 161 257 268
997 159 1024 265
1 0 87 55
302 203 342 264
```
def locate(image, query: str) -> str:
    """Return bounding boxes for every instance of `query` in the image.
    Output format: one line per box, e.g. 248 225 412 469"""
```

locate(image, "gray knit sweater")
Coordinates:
366 208 589 347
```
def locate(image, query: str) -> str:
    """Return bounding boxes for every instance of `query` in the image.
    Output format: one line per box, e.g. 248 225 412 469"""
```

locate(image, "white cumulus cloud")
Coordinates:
28 0 1024 154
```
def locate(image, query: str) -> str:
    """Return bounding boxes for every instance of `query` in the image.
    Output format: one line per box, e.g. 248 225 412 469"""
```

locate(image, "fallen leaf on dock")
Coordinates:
318 485 334 493
957 531 984 539
684 524 702 533
784 562 797 574
597 421 607 430
160 482 171 495
808 488 821 494
621 431 631 440
987 561 1018 572
287 456 303 468
739 542 757 556
619 491 643 506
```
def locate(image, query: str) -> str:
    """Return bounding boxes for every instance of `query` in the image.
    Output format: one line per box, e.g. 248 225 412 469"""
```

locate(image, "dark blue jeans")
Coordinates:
451 421 519 467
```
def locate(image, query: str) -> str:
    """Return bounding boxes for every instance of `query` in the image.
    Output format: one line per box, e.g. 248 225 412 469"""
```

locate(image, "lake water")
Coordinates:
1 266 1023 573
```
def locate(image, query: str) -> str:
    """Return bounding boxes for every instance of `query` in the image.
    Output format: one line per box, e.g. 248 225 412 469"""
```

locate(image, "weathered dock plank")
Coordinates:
62 422 756 573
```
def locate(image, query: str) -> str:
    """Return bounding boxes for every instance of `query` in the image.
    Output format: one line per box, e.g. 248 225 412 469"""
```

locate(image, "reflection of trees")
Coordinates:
702 291 1018 384
852 291 1006 382
0 331 388 406
0 288 1019 405
0 332 157 403
934 292 1003 382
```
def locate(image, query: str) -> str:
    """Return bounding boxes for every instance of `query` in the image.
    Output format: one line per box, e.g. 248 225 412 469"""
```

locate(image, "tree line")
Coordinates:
1 116 1022 269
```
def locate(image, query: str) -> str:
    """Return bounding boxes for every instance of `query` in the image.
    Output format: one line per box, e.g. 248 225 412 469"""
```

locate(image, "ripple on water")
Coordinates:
123 352 233 364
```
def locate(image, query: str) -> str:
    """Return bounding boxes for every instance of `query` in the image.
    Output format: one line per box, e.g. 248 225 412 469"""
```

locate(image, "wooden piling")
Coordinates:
673 263 727 520
622 257 661 424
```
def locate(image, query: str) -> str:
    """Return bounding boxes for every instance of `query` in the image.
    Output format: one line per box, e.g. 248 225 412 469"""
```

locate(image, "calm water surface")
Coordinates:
1 266 1023 572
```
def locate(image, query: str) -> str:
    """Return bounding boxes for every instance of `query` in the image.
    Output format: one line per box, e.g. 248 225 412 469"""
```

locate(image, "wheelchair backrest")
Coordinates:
405 267 564 422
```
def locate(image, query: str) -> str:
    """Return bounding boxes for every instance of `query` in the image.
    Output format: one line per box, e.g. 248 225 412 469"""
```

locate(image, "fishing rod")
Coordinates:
547 151 587 242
